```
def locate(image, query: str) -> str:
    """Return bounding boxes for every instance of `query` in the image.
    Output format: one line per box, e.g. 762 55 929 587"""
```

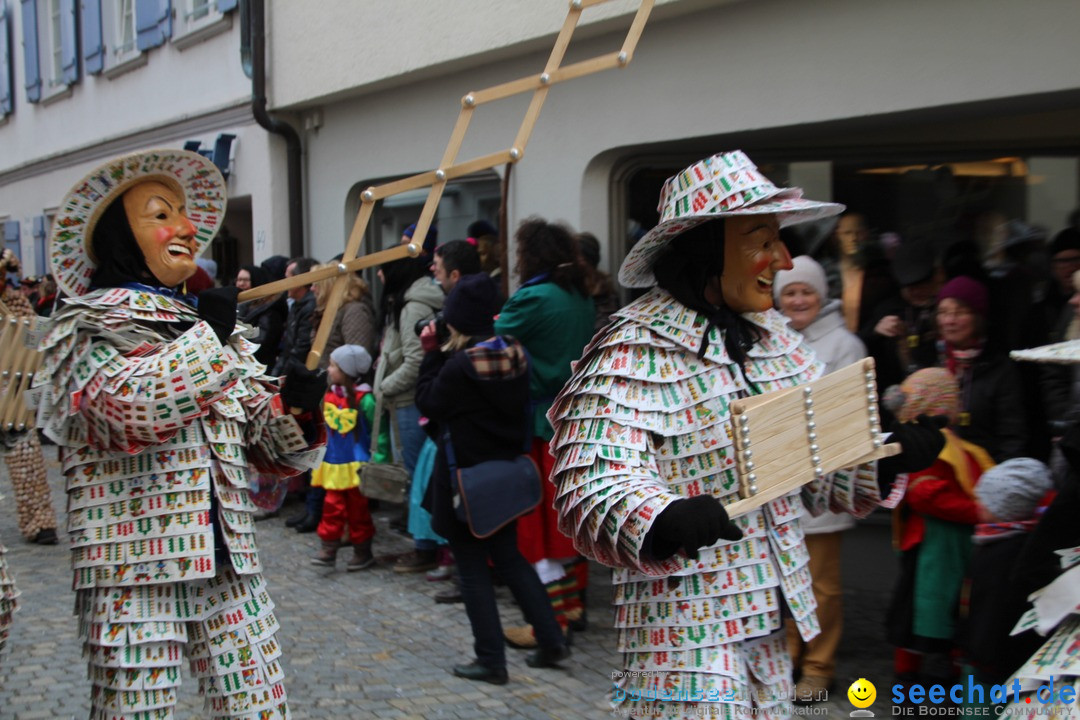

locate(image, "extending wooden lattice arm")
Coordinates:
257 0 654 372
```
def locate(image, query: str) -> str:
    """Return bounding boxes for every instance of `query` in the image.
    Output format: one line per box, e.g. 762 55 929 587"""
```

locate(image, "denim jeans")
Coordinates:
450 521 565 670
394 404 426 477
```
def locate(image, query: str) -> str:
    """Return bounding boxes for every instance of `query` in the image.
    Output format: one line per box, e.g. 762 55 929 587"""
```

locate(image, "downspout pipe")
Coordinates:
248 0 304 258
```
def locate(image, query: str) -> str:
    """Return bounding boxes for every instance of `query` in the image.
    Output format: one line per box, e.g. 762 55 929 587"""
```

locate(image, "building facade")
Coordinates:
271 0 1080 287
2 0 1080 288
0 0 288 281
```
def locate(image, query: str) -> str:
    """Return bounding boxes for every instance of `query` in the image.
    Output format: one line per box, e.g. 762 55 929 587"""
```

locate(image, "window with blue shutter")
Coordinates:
0 4 12 114
135 0 171 51
3 220 21 262
20 0 40 102
32 216 47 275
216 0 236 12
60 0 78 85
81 0 102 74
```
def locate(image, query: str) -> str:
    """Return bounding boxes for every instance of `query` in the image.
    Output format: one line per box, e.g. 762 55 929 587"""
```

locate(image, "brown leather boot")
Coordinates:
311 540 340 567
347 541 375 571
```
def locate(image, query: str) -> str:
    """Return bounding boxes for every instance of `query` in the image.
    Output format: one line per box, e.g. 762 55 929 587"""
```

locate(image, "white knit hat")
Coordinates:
975 458 1053 522
773 255 828 303
330 345 373 379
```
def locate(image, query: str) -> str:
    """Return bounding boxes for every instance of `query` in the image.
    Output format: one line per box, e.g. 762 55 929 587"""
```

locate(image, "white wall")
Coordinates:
267 0 703 109
290 0 1080 262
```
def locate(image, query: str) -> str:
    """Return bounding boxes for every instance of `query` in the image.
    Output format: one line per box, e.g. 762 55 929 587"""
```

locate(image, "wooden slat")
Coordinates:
445 150 516 180
238 243 419 304
620 0 654 57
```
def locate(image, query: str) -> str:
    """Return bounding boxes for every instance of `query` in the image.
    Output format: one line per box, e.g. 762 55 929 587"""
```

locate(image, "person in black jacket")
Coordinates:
416 273 569 685
271 257 318 377
236 264 287 369
936 276 1027 462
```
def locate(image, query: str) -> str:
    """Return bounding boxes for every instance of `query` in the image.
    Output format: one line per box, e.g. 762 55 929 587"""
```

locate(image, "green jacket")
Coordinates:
495 280 594 440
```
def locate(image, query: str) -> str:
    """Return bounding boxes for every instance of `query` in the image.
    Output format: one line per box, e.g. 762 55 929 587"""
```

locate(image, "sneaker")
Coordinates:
794 675 833 704
393 549 438 573
426 564 455 582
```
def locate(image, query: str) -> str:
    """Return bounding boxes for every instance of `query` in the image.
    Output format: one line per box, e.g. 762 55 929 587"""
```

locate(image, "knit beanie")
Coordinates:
330 344 372 380
443 273 500 336
975 458 1053 521
773 255 828 304
1050 227 1080 257
892 367 960 424
403 223 438 255
937 275 989 318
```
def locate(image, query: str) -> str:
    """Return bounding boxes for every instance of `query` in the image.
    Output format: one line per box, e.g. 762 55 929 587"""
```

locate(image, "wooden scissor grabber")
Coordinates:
237 0 657 372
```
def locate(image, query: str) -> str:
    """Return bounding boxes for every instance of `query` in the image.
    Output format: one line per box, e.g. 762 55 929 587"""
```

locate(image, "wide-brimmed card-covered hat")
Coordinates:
50 149 226 297
618 151 844 288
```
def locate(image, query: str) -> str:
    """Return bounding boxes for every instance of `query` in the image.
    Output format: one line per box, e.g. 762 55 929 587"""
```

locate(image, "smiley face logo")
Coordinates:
848 678 876 708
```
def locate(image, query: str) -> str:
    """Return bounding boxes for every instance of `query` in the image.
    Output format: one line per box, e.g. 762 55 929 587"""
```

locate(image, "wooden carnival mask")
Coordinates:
122 180 199 288
719 214 792 314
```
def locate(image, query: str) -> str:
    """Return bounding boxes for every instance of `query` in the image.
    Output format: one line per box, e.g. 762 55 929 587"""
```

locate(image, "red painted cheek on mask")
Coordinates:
750 257 771 277
156 226 177 244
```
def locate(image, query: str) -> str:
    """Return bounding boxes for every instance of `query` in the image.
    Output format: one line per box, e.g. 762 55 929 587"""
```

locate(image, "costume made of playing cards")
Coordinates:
30 149 323 720
547 152 881 720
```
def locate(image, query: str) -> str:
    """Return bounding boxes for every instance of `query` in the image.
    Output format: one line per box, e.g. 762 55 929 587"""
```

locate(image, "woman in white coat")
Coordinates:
774 255 867 703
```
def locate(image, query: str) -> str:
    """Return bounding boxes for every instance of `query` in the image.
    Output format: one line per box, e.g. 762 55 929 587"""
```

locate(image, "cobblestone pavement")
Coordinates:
0 444 899 719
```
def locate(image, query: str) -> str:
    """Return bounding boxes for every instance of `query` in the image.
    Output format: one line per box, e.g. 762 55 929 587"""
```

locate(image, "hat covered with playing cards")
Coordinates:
50 149 226 297
618 151 844 288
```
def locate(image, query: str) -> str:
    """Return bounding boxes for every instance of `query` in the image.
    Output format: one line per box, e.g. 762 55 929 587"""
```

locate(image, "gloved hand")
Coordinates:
644 494 743 561
197 286 240 344
882 414 948 474
281 362 327 413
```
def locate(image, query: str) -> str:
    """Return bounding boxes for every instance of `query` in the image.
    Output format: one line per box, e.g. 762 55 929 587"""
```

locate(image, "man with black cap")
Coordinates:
861 238 942 393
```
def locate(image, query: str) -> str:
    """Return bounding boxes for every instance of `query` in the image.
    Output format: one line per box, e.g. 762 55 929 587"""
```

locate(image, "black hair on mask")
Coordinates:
652 220 761 368
90 196 157 290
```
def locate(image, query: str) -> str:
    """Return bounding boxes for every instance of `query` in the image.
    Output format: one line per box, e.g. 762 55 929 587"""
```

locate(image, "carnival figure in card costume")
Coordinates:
30 149 324 720
547 152 887 719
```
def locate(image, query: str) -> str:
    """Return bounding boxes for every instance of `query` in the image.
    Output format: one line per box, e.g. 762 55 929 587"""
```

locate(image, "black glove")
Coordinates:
281 362 327 413
644 494 743 561
197 286 240 344
880 414 948 475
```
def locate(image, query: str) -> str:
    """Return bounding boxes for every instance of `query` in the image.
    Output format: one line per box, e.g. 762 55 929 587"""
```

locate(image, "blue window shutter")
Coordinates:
60 0 78 85
3 220 21 261
20 0 40 102
216 0 237 12
81 0 103 74
0 4 13 114
135 0 171 51
32 216 47 275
